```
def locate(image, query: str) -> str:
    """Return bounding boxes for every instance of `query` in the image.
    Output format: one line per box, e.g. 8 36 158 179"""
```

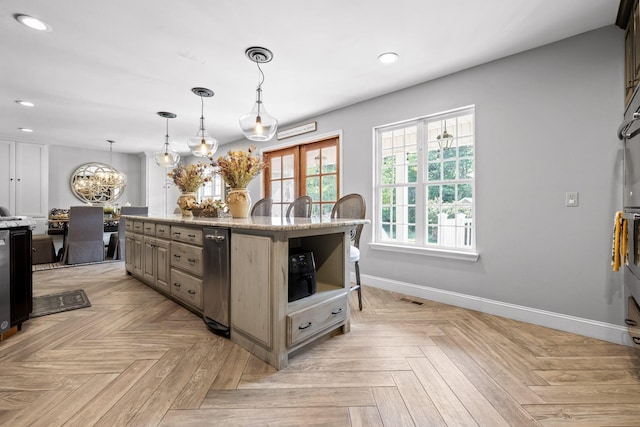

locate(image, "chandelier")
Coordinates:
95 140 127 188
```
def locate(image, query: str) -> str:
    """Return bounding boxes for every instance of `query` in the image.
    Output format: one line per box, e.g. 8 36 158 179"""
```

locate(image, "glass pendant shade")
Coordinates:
239 88 278 141
155 112 180 167
155 144 180 167
188 123 218 157
188 87 218 157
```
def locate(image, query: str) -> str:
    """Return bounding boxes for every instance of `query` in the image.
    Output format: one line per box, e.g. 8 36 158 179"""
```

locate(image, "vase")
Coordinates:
177 192 197 217
226 188 251 218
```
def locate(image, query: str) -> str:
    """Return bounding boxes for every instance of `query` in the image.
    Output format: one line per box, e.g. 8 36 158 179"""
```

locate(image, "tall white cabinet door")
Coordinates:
15 142 48 217
0 141 16 214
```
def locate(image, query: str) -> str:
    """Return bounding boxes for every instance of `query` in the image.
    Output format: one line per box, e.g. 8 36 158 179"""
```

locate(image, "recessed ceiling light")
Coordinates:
14 14 51 31
18 128 33 133
377 52 399 64
15 100 35 107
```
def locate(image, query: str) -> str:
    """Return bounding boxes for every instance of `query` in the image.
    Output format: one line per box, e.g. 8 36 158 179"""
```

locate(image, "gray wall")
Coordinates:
48 145 143 210
236 26 625 326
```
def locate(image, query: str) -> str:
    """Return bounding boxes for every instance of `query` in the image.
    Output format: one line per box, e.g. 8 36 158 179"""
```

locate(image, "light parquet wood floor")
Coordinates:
1 262 639 426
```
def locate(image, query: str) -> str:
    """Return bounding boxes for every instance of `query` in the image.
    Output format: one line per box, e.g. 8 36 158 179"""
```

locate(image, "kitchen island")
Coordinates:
122 213 367 370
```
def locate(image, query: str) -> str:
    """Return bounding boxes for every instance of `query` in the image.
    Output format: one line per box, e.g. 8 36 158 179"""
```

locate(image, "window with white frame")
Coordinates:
197 173 225 203
375 106 475 251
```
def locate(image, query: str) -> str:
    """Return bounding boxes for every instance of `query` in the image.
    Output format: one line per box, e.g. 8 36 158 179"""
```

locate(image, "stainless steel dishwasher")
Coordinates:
202 227 231 337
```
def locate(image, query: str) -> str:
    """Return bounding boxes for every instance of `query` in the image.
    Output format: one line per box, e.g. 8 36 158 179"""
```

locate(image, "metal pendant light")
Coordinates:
155 112 180 168
188 87 218 157
437 120 454 150
239 46 278 141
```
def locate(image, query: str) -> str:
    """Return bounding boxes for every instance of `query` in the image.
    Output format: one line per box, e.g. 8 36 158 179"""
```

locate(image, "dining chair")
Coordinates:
61 206 105 265
0 206 10 217
250 197 273 217
331 193 366 310
110 206 148 260
286 195 313 218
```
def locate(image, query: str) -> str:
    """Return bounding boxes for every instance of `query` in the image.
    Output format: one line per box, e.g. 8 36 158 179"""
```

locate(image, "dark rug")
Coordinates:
30 289 91 318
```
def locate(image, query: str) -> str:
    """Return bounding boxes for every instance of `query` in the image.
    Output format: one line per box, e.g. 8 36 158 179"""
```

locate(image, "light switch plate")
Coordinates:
566 191 579 207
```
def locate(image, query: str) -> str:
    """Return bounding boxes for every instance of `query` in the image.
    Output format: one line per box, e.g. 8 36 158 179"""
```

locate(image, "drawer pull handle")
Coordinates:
188 290 196 295
188 258 197 263
145 227 151 230
625 318 638 327
173 232 181 236
331 308 343 315
634 336 640 345
173 282 181 288
299 322 312 330
188 234 196 238
174 254 181 258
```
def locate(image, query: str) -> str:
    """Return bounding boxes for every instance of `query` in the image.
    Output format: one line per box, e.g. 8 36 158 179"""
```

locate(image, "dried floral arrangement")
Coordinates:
210 145 266 189
191 198 227 217
168 162 211 193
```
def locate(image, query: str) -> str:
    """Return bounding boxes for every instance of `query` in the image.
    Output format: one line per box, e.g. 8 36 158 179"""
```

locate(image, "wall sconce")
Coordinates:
239 46 278 141
188 87 218 157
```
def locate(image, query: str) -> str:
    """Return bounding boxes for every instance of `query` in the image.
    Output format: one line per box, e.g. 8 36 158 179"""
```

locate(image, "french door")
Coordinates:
263 137 340 218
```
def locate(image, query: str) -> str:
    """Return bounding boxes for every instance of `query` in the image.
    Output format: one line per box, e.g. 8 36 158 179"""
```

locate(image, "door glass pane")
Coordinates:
283 154 295 179
306 176 320 200
306 149 320 175
271 157 281 180
271 181 281 203
321 146 337 173
282 179 295 203
321 175 336 201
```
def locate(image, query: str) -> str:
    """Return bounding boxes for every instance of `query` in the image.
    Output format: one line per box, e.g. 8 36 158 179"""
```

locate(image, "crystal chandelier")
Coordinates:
155 112 180 167
96 140 127 188
188 87 218 157
239 46 278 141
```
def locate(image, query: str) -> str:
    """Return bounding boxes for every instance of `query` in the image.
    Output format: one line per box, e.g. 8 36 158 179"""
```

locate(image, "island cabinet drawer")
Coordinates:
155 223 171 239
287 294 348 347
125 221 134 232
171 226 203 245
143 222 156 236
171 242 203 276
132 221 144 233
170 268 203 310
627 297 640 348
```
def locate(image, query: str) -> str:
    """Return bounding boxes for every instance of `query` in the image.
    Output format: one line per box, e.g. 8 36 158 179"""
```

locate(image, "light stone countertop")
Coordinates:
122 213 368 231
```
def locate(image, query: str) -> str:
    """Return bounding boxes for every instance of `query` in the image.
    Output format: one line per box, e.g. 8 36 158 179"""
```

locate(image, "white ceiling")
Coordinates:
0 0 619 156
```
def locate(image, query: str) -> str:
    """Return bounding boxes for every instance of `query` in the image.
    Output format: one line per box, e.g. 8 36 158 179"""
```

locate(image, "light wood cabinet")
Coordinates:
122 215 364 370
626 296 640 348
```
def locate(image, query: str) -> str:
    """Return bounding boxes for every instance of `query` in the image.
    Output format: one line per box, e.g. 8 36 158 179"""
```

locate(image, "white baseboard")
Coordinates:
355 273 633 347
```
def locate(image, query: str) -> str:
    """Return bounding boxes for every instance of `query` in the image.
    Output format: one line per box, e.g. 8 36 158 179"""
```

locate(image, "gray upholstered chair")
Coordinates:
61 206 105 265
331 194 366 311
286 195 313 218
111 206 148 260
0 206 11 217
250 197 273 217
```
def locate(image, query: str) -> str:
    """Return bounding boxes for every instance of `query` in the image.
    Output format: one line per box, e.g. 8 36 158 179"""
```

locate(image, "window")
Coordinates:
263 137 340 218
197 173 225 203
374 106 475 252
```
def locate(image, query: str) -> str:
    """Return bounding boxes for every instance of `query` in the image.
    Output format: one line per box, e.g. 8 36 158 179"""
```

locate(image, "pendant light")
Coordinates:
188 87 218 157
239 46 278 141
436 120 454 150
155 112 180 168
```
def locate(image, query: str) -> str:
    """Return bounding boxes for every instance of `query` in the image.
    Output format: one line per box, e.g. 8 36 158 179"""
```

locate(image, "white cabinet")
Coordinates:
0 140 48 217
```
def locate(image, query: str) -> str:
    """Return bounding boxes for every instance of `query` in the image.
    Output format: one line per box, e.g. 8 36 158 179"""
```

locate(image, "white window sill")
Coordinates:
369 242 479 262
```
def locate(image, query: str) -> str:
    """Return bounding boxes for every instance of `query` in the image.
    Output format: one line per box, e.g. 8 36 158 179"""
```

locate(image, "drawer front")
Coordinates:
156 223 171 239
287 293 348 347
132 221 144 234
171 226 203 245
171 241 203 276
627 297 640 348
143 222 156 236
170 268 203 310
125 221 134 232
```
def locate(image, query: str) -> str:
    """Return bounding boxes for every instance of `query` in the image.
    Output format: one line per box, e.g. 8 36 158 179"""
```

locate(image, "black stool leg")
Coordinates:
355 261 362 311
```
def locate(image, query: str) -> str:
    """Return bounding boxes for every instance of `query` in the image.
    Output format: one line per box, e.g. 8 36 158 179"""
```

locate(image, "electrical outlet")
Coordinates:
566 191 579 207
